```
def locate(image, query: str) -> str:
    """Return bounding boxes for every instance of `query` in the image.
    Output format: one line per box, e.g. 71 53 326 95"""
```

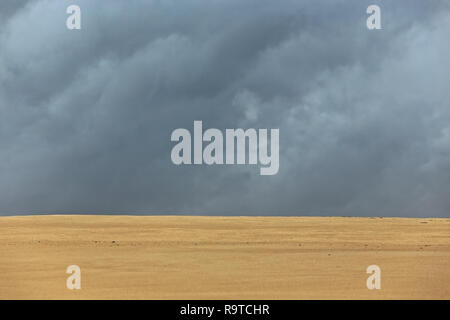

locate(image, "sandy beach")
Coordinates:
0 215 449 299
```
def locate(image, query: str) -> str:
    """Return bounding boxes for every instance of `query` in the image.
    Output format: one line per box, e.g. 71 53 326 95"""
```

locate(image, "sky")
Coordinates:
0 0 449 217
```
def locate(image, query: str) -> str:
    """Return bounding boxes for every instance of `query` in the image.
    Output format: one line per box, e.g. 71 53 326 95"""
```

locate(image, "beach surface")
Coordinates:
0 215 449 299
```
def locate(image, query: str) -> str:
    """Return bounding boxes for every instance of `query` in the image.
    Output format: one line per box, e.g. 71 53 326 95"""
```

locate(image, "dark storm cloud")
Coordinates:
0 0 31 22
0 0 449 216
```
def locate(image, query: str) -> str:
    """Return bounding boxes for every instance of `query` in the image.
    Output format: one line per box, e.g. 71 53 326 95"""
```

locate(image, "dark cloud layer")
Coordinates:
0 0 449 217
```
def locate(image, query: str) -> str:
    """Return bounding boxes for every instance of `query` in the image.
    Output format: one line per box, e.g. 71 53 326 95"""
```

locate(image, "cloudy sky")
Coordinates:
0 0 449 217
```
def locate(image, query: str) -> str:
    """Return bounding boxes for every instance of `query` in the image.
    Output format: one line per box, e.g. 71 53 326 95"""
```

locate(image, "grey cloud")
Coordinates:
0 0 449 217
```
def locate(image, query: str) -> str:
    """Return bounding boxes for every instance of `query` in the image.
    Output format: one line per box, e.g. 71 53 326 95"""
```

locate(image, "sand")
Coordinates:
0 215 449 299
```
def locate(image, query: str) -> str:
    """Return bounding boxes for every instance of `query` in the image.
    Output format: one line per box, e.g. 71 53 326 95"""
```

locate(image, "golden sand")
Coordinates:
0 215 449 299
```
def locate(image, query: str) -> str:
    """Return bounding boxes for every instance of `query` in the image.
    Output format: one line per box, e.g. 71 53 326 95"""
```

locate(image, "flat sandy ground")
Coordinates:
0 215 449 299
